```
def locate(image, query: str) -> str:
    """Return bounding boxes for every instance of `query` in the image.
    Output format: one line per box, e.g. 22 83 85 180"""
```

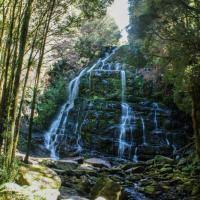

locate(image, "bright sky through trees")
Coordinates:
108 0 129 42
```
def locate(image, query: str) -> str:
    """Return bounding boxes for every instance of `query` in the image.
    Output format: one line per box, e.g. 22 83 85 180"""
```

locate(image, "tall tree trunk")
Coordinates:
4 0 33 168
191 88 200 159
12 31 38 160
24 0 56 163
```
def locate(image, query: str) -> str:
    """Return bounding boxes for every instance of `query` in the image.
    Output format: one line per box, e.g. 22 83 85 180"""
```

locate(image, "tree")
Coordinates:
0 0 114 179
76 16 121 60
128 0 200 159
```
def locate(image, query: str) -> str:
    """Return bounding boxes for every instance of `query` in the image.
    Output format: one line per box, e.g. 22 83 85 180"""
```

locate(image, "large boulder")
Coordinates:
91 177 124 200
17 164 61 190
0 183 60 200
54 160 79 170
0 183 32 200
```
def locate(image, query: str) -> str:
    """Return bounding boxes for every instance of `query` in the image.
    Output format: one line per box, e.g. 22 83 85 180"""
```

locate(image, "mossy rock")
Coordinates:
91 177 124 200
16 164 61 190
0 183 60 200
160 167 173 174
143 185 157 195
153 155 174 165
0 183 31 200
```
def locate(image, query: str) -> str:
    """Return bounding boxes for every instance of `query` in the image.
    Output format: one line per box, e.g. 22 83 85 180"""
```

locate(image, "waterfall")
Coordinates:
140 117 147 145
133 147 138 163
152 102 159 130
118 70 135 158
45 48 118 159
44 68 87 159
166 133 170 146
44 103 67 160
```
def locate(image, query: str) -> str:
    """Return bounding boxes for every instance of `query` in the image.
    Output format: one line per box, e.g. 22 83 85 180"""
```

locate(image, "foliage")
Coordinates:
0 0 114 171
76 16 121 60
33 61 73 130
0 156 20 185
128 0 200 157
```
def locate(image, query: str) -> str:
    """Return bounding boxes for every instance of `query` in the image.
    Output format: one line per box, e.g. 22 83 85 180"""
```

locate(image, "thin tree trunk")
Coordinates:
24 0 56 163
4 0 33 168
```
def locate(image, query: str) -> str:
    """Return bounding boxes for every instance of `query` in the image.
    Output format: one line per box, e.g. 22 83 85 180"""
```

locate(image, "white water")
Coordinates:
44 103 67 160
152 102 159 130
118 70 135 158
133 147 138 162
141 117 147 145
45 49 118 159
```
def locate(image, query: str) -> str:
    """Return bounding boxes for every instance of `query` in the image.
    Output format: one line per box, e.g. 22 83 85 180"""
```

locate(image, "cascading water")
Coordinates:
152 102 159 130
133 147 138 163
140 117 147 145
118 70 135 158
45 48 118 159
44 47 184 162
44 103 67 160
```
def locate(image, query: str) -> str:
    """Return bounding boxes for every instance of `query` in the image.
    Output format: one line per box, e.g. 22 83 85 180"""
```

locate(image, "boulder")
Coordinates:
84 158 111 168
63 156 84 164
153 155 174 165
17 164 61 190
0 183 32 200
33 189 60 200
54 160 79 170
0 183 60 200
91 177 124 200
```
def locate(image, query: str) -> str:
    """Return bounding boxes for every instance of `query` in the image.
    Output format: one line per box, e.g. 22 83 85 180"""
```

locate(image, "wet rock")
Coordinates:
126 166 145 174
60 186 89 199
91 177 124 200
143 185 157 195
85 158 111 168
62 156 84 164
54 160 79 170
160 166 173 174
177 157 188 166
153 155 174 165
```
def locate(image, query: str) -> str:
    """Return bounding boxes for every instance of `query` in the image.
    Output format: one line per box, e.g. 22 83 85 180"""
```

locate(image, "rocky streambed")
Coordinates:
39 152 200 200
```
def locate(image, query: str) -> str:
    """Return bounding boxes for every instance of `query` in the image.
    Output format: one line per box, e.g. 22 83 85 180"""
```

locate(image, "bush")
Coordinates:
0 156 20 185
33 77 67 130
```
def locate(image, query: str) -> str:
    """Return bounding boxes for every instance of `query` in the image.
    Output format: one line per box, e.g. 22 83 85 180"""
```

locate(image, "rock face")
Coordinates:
0 164 61 200
43 53 191 161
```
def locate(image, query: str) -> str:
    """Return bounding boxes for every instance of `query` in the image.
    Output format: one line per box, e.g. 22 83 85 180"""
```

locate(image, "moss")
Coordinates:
91 177 123 200
144 185 156 194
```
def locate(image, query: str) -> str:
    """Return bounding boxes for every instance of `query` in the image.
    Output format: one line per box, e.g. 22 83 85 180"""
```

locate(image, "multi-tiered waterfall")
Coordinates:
44 49 188 161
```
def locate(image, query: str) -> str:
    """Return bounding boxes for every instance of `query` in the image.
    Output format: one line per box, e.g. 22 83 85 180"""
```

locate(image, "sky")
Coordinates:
107 0 129 42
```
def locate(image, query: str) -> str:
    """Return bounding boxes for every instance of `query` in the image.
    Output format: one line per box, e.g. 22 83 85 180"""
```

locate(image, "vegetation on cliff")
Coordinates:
128 0 200 159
